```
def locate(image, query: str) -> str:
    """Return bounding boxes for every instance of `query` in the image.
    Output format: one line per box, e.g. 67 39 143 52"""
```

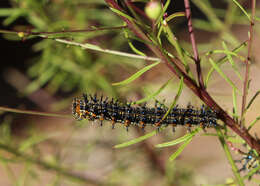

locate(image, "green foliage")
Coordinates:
114 130 158 149
132 77 173 105
205 41 247 86
222 41 242 80
216 128 244 186
112 61 160 86
209 58 240 93
168 137 192 162
0 0 259 185
156 127 201 148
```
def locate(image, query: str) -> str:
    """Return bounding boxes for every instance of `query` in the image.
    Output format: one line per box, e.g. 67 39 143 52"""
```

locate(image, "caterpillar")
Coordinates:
72 94 219 131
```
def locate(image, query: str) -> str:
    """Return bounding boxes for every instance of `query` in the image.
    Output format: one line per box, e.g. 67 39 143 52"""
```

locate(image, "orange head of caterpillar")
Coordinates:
72 98 91 120
72 98 82 120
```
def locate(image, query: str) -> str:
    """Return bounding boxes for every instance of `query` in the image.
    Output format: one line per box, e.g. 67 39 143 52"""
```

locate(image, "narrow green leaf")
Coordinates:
193 19 216 31
156 135 190 148
157 23 163 44
83 43 102 51
225 0 237 27
114 130 157 148
202 133 218 137
232 87 239 120
17 162 30 186
156 127 201 148
25 66 57 94
3 9 27 26
0 156 17 163
170 76 183 106
160 76 183 122
247 115 260 131
182 48 194 61
54 38 159 61
0 8 21 16
191 0 223 30
165 12 185 22
133 77 173 105
231 0 250 21
155 0 170 25
208 58 240 94
222 41 242 80
124 28 146 56
128 40 146 56
112 61 160 86
206 50 245 61
169 137 193 161
246 90 260 110
163 22 189 73
28 14 46 29
2 33 21 41
205 41 247 86
126 1 146 27
226 136 245 144
0 161 16 181
0 106 70 118
19 133 60 152
110 7 140 24
216 128 244 186
0 116 12 144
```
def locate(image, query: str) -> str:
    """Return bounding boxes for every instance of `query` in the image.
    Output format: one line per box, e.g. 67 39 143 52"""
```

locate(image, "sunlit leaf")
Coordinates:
114 130 158 148
156 127 201 148
168 137 192 161
112 61 160 86
216 128 244 186
133 77 173 105
209 58 240 94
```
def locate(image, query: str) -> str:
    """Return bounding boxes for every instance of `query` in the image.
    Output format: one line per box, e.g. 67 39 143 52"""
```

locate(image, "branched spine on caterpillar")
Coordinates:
72 94 219 131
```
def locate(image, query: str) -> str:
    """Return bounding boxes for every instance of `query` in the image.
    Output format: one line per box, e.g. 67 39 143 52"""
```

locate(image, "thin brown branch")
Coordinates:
241 0 256 127
104 0 260 154
0 25 127 36
0 106 70 118
183 0 205 89
0 29 159 61
126 1 149 20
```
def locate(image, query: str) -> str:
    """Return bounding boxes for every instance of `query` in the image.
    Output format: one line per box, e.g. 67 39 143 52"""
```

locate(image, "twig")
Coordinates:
0 106 70 118
104 0 260 154
51 37 160 61
0 25 127 35
183 0 205 89
0 29 160 62
241 0 256 127
217 129 244 186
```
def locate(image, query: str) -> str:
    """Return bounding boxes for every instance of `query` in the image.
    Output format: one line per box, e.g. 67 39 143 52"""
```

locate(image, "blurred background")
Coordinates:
0 0 260 185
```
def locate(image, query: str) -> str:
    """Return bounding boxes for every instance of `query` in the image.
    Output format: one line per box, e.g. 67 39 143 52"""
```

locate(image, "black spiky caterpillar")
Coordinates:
72 94 219 131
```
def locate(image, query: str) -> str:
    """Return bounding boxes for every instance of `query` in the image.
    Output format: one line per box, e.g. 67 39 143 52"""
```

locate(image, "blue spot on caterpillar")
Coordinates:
72 94 219 131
